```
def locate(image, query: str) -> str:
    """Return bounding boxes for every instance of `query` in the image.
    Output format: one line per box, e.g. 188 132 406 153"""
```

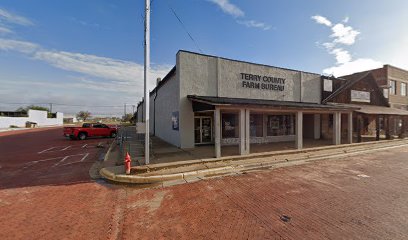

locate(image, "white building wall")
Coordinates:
177 51 322 148
0 110 63 128
153 73 181 147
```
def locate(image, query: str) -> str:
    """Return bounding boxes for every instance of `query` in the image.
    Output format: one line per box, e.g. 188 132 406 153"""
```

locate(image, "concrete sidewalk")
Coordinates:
100 138 408 185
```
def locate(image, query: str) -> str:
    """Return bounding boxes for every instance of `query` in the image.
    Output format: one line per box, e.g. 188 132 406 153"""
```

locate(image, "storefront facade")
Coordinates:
322 72 408 141
136 50 354 157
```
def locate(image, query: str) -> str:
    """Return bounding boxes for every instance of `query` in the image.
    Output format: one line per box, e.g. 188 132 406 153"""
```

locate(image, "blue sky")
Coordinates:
0 0 407 116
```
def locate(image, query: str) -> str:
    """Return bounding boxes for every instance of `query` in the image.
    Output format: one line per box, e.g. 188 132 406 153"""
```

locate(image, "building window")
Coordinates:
401 82 407 96
222 113 239 138
390 80 396 95
250 114 263 137
266 114 295 136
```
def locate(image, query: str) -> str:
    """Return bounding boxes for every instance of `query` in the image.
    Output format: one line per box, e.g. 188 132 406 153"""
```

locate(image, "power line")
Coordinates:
167 1 204 54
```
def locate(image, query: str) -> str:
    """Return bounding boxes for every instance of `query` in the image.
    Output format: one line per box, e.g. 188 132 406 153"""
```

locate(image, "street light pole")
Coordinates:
144 0 150 165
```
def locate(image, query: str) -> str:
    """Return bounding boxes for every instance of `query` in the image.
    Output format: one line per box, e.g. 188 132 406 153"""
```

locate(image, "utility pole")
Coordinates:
132 105 135 114
49 103 53 113
124 103 127 117
144 0 150 165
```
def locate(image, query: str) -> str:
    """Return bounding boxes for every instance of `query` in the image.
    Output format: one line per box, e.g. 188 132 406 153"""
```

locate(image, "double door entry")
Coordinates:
194 117 213 144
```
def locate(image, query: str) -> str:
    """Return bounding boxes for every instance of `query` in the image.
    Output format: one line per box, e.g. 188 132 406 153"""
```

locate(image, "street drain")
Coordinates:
280 215 291 222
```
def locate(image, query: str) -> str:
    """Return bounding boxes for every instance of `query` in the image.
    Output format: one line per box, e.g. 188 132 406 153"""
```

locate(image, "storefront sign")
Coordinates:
351 90 370 103
240 73 285 91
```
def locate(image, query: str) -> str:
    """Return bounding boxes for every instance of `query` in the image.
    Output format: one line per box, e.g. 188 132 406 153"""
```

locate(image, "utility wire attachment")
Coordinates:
167 2 203 53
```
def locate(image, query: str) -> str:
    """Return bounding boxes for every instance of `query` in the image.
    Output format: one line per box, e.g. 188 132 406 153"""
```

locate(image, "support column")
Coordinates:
295 111 303 149
333 112 341 145
385 116 391 140
214 108 221 158
376 115 380 141
239 109 246 155
314 114 321 140
399 116 406 138
357 115 362 143
348 112 353 144
245 109 250 154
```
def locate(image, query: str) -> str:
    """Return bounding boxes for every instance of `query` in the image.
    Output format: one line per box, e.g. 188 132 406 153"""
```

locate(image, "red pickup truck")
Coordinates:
63 123 118 140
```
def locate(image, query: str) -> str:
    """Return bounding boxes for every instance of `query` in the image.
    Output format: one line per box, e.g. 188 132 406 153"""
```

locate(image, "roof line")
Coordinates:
322 72 371 104
178 50 320 76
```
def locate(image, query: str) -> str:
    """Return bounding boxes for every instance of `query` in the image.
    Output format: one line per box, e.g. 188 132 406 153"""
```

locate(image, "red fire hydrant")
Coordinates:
124 152 131 175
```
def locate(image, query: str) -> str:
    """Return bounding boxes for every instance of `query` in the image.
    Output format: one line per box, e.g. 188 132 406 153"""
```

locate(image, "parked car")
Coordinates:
63 123 118 140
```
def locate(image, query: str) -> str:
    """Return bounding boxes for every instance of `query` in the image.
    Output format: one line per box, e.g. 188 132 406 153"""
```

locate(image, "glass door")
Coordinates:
194 117 213 144
194 118 201 144
201 117 212 143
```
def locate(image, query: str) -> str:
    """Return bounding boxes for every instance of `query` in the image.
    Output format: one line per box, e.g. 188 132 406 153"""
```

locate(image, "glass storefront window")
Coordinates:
250 114 263 137
222 113 239 138
266 114 295 136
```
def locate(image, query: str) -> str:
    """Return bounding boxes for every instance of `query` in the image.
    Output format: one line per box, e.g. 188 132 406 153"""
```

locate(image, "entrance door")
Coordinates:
194 117 213 144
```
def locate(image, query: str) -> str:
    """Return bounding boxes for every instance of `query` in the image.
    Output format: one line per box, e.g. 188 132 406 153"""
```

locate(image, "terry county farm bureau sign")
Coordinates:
240 72 286 91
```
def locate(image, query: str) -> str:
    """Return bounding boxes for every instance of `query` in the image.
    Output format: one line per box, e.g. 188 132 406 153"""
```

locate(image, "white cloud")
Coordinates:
0 38 38 53
237 20 271 30
0 38 172 93
331 23 360 45
0 26 13 34
207 0 271 30
33 50 172 90
207 0 244 18
312 15 380 77
323 58 382 77
0 8 33 26
330 48 352 64
343 16 349 23
311 15 332 27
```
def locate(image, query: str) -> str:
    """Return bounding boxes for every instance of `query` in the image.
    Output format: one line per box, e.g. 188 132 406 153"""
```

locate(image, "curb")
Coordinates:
99 141 408 184
124 139 408 173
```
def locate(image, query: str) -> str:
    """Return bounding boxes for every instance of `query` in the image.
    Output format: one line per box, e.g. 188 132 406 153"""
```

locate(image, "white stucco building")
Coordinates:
0 109 63 128
136 50 354 157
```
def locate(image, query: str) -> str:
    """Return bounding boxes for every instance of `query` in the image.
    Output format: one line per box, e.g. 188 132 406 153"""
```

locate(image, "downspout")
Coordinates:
153 89 158 136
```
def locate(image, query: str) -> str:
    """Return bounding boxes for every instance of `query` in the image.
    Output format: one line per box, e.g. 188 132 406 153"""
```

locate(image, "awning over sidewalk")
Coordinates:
330 103 408 116
188 95 358 111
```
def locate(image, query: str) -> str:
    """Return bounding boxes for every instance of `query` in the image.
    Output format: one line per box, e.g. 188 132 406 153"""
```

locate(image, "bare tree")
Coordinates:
76 111 91 121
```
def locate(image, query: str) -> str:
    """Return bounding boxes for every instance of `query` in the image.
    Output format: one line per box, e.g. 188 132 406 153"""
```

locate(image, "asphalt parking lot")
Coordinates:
0 127 112 189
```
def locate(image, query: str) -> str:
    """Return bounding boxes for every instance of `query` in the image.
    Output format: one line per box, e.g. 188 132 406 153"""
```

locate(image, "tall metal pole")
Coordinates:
144 0 150 165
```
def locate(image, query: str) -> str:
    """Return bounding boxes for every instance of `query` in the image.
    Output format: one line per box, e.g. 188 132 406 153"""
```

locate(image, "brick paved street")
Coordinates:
1 128 408 239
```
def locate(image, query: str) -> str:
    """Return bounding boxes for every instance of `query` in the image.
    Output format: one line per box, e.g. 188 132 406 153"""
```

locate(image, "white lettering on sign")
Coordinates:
351 90 370 103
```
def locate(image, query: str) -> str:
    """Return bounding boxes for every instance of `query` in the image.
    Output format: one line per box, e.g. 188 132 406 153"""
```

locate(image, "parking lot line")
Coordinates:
24 153 87 169
37 147 56 154
61 146 71 151
80 153 89 162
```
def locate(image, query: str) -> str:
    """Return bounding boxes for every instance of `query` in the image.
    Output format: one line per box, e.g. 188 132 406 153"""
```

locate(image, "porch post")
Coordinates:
333 112 341 145
239 109 246 155
357 114 362 143
376 115 380 141
385 116 391 140
245 109 250 154
314 114 320 140
348 112 353 144
295 111 303 149
214 107 221 158
399 116 406 138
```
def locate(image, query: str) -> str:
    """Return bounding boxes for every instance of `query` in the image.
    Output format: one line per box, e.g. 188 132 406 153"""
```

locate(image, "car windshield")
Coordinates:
82 123 91 128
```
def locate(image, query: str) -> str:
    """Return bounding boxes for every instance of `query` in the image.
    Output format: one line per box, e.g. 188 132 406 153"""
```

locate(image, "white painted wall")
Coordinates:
177 51 322 148
0 110 63 128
